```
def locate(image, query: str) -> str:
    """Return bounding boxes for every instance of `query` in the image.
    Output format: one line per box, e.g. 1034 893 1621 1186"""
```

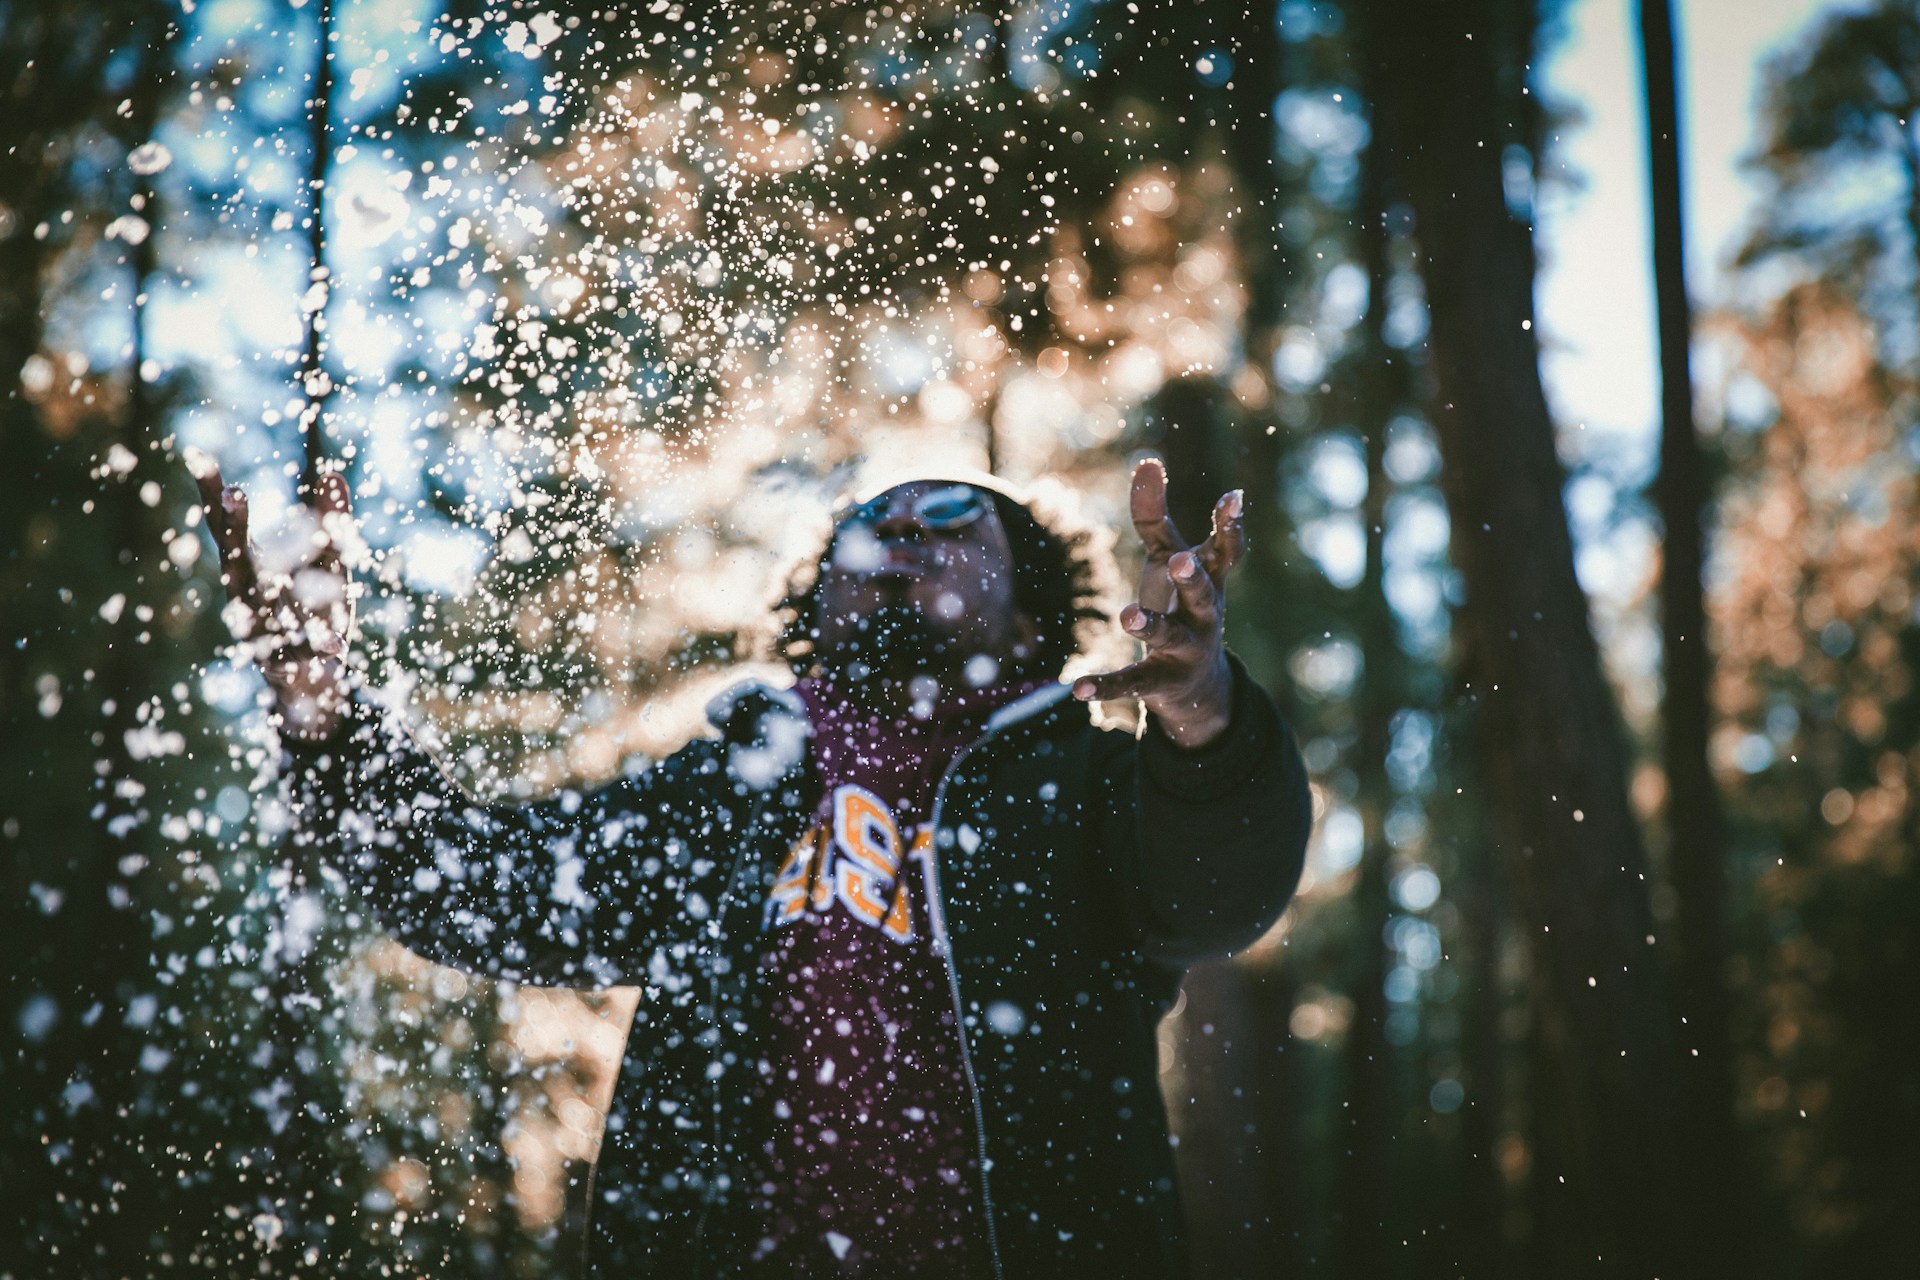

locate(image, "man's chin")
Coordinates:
825 605 952 684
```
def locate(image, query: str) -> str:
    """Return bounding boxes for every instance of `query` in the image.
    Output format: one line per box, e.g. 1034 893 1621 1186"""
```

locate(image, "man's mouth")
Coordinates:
861 546 931 581
830 531 931 581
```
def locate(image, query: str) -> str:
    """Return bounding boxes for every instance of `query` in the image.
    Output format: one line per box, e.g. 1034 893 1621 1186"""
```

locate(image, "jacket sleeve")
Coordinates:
1093 653 1312 967
286 697 727 986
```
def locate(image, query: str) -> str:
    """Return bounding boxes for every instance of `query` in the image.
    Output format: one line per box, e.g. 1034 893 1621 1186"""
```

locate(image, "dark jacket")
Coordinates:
292 657 1310 1278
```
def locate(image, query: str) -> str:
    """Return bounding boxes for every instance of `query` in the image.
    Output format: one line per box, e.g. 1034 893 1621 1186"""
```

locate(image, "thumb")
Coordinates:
308 469 369 576
313 470 353 519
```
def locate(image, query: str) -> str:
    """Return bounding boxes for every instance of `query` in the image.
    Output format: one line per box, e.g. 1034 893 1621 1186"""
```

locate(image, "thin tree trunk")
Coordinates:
1638 0 1740 1266
1336 115 1400 1280
260 0 344 1252
1367 2 1692 1274
299 0 335 491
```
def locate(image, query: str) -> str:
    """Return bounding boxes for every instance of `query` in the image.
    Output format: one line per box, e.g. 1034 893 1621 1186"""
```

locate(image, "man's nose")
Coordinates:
872 503 927 541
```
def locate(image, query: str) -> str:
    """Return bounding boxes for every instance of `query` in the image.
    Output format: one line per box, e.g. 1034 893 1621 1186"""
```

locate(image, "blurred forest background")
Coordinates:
5 0 1918 1276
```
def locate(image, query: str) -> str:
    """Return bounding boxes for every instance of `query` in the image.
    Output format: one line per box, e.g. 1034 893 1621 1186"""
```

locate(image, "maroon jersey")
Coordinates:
744 677 1044 1277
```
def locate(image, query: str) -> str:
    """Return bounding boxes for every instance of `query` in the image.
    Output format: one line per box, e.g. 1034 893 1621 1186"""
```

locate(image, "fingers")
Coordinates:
307 470 355 578
1129 457 1189 558
191 461 238 566
1134 463 1248 606
216 484 261 606
1167 549 1220 632
312 470 353 519
1197 489 1246 581
188 457 265 606
1090 464 1241 741
1091 587 1215 708
1132 457 1183 613
189 459 360 686
1118 603 1180 650
289 589 348 656
190 458 227 543
1073 661 1155 704
1119 598 1217 656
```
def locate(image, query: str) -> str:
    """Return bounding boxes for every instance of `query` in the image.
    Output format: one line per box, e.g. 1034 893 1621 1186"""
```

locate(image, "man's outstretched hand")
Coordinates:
1074 458 1242 750
189 454 360 742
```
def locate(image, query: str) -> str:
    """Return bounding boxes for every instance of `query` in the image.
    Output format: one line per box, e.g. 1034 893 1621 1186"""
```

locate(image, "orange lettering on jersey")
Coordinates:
764 793 927 945
769 828 822 923
810 842 834 909
834 785 901 878
835 858 891 925
881 877 914 943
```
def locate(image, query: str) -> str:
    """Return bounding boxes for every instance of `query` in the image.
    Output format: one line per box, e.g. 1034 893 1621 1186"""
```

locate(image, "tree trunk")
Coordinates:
1638 0 1741 1264
1247 959 1306 1277
1450 799 1517 1279
0 9 188 1271
1336 777 1396 1280
1367 2 1692 1274
1167 959 1286 1279
257 0 348 1252
1336 113 1401 1280
299 0 336 491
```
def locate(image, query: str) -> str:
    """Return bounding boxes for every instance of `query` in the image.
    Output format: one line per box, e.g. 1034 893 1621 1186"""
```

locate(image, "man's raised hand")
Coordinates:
188 452 360 741
1073 457 1242 749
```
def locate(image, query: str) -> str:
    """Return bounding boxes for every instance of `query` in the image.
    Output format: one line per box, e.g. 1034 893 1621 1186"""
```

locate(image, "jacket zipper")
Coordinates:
923 683 1069 1280
924 752 1007 1280
689 682 1065 1279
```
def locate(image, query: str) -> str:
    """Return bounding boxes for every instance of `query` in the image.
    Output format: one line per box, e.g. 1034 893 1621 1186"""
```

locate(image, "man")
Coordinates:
194 457 1311 1278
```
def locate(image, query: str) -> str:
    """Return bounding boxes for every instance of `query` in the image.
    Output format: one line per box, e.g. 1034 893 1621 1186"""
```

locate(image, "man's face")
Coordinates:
811 481 1033 683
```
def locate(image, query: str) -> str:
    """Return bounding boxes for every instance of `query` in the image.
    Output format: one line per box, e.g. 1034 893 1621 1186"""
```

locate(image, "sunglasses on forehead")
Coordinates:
834 484 992 532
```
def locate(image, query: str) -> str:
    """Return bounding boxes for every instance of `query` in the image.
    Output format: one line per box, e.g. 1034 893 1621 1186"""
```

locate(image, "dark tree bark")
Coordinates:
1367 2 1693 1274
1335 108 1401 1280
1449 794 1517 1280
0 7 194 1271
91 0 170 1129
299 0 336 491
1166 959 1288 1279
1638 0 1741 1261
1246 959 1306 1277
253 0 353 1253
